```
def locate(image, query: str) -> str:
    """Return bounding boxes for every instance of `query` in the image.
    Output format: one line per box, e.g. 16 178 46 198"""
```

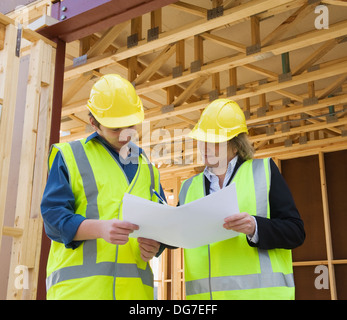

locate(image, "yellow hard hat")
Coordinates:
188 98 248 143
87 74 144 128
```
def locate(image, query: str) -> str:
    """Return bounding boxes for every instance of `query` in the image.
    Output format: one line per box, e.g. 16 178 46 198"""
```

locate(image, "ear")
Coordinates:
89 116 99 131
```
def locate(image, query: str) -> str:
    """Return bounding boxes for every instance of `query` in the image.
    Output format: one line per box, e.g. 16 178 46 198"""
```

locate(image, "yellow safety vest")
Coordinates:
179 158 295 300
45 139 160 300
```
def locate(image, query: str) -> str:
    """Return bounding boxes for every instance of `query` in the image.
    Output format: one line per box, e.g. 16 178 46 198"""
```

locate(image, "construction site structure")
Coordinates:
1 0 347 300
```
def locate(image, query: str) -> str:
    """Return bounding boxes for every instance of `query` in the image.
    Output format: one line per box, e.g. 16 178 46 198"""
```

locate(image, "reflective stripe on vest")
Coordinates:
46 140 154 293
182 159 294 298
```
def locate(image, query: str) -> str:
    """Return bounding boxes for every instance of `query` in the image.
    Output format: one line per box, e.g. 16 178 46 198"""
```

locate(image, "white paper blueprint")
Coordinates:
122 182 240 248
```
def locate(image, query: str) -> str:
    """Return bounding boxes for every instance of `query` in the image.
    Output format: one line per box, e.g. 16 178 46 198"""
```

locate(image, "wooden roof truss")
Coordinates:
19 0 347 179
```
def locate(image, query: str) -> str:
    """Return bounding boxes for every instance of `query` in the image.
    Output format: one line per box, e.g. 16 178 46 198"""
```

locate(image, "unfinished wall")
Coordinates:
0 13 56 300
0 54 29 300
282 150 347 300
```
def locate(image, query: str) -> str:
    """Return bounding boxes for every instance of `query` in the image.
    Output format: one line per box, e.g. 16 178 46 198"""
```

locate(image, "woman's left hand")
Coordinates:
223 212 256 236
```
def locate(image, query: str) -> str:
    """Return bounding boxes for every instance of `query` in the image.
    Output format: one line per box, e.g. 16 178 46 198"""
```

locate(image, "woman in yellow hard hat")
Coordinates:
179 98 305 300
41 74 170 300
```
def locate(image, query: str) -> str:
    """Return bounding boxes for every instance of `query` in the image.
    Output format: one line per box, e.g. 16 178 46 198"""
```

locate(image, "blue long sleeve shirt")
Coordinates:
41 132 167 249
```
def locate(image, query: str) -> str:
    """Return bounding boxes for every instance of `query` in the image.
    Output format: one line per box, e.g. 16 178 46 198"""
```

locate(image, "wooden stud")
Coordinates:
318 152 337 300
5 37 56 300
131 16 142 41
176 40 185 71
0 23 5 50
251 15 260 46
193 34 203 64
151 8 162 33
0 23 20 252
7 39 46 300
127 17 142 82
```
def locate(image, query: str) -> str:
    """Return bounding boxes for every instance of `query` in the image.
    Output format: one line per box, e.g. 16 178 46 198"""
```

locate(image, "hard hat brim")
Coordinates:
188 125 248 143
90 109 144 128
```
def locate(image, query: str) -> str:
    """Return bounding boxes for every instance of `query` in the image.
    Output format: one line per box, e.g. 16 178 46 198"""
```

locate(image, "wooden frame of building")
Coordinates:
1 0 347 300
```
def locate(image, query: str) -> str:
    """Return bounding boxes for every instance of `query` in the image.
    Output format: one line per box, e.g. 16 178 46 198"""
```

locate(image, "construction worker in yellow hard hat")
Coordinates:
41 74 171 300
179 98 305 300
188 98 248 143
87 73 144 128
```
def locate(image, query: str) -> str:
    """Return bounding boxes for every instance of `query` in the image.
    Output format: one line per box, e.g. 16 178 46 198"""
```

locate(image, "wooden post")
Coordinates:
7 38 55 300
318 152 337 300
0 13 56 300
0 22 20 252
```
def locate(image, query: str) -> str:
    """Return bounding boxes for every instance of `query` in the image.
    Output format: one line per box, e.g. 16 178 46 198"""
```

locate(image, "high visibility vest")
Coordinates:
179 158 295 300
45 139 160 300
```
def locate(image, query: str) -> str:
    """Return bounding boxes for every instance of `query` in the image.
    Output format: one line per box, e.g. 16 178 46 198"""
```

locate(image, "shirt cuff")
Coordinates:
247 216 259 244
62 215 86 249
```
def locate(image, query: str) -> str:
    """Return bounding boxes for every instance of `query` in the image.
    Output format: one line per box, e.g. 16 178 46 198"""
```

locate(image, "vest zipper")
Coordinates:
208 244 213 300
97 138 143 301
203 158 244 300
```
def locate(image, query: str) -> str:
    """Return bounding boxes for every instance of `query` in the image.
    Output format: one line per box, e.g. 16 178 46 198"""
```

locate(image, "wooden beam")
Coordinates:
86 21 129 58
292 39 341 76
249 117 347 143
114 0 283 61
158 134 347 176
134 44 176 85
64 0 295 80
234 62 347 103
61 57 347 123
170 1 207 18
0 23 20 251
173 75 209 107
246 93 347 125
200 32 247 53
241 63 278 79
254 135 347 159
62 71 93 106
135 20 347 95
143 61 347 122
318 152 337 300
318 73 347 99
2 226 23 237
322 0 347 6
261 2 314 46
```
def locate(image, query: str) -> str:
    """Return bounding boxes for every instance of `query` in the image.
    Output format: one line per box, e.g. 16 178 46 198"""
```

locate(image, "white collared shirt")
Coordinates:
203 156 259 244
203 156 238 193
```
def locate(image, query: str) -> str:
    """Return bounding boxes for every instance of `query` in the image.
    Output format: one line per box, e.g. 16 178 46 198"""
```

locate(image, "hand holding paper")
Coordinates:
223 212 256 236
122 183 240 248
